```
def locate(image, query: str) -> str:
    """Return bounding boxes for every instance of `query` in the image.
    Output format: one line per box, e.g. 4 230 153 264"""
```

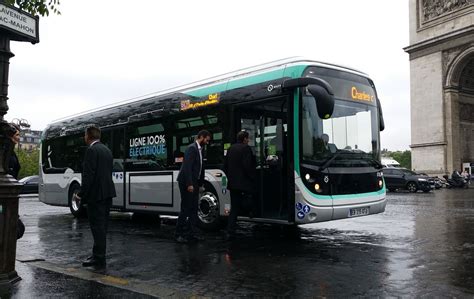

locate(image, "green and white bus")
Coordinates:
39 57 386 230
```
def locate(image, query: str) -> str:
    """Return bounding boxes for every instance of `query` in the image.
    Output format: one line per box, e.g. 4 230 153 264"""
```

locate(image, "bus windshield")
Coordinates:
301 96 380 167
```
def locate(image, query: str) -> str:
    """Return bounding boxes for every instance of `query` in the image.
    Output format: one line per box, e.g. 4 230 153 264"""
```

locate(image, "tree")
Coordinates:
390 150 412 170
17 148 39 179
4 0 60 16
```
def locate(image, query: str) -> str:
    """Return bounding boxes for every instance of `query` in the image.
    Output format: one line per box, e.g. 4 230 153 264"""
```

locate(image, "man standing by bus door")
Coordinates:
223 131 257 240
75 125 116 267
175 130 212 243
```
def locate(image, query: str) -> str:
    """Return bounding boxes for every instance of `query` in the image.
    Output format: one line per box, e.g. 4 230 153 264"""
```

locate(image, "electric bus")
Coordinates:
39 57 387 230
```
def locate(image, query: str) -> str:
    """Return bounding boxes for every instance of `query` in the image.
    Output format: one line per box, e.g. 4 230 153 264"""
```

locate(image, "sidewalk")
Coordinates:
4 261 158 298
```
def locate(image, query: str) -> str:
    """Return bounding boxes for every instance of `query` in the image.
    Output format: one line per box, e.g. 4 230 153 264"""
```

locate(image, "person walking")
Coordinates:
223 131 257 240
175 130 211 243
75 125 116 267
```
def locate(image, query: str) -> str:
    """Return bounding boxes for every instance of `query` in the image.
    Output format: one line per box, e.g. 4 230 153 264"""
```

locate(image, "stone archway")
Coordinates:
444 48 474 174
405 1 473 176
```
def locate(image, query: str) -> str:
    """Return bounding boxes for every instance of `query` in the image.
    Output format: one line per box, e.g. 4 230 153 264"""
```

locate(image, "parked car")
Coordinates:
382 168 433 193
19 175 39 194
416 172 440 189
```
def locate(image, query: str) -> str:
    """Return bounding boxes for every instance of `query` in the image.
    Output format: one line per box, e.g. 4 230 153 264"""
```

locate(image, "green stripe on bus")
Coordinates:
185 65 308 97
302 183 386 200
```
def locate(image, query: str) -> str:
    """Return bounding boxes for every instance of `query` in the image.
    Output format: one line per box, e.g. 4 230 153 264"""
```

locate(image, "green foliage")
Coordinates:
17 148 39 179
4 0 61 16
389 150 412 170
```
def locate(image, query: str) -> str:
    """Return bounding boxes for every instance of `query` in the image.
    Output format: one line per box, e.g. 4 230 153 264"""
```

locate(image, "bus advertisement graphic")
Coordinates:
129 134 167 158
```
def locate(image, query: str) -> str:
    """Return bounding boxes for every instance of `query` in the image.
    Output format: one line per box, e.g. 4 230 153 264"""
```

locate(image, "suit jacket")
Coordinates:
177 142 204 187
79 141 116 203
223 143 256 193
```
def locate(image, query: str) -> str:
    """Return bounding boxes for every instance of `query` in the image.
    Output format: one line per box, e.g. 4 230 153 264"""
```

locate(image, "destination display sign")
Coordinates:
0 3 39 43
305 67 377 106
307 77 376 105
180 93 220 111
350 85 375 103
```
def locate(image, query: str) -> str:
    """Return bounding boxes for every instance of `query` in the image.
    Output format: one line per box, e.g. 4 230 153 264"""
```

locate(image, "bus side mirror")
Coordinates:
376 97 385 131
308 84 335 119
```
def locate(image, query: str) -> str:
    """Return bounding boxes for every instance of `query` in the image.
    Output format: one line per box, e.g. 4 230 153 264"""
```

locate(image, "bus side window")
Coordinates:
172 136 184 166
171 113 223 167
111 128 125 172
42 134 85 174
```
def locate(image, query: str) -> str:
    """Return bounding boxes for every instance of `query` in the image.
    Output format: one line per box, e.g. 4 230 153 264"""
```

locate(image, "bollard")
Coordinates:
0 175 22 293
0 130 22 294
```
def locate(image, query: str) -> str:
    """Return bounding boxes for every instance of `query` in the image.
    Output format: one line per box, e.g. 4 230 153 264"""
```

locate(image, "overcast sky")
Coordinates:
7 0 410 150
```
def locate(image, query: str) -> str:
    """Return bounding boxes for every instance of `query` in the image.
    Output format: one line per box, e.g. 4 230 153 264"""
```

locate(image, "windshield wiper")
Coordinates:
318 150 348 171
318 151 382 171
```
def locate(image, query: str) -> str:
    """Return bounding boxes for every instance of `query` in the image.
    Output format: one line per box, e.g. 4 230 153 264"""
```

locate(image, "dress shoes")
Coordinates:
82 257 106 267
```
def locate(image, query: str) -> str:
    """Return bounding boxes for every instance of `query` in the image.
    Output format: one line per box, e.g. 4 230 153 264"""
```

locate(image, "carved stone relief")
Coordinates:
442 45 468 85
422 0 473 22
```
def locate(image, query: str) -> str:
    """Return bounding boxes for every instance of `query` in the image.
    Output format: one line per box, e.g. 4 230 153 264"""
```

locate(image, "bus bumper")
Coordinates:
295 197 387 224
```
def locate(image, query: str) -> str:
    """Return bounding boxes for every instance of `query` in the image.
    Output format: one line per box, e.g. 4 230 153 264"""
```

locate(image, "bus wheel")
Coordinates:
68 183 87 218
197 191 220 231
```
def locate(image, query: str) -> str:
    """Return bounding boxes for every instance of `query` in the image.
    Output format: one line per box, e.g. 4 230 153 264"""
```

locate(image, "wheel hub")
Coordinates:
198 192 219 224
71 190 81 211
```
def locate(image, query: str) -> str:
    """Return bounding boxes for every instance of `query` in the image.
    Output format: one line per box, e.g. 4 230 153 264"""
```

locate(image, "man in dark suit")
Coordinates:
75 125 116 267
223 131 257 240
175 130 211 243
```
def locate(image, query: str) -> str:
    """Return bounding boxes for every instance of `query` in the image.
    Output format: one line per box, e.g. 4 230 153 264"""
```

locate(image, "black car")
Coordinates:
19 175 39 194
382 168 433 193
417 172 442 189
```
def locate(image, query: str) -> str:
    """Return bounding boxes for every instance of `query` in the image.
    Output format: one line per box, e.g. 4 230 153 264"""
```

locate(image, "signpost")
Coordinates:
0 0 39 294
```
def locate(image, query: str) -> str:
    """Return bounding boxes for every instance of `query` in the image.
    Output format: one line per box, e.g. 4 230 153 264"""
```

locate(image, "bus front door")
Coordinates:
237 101 289 220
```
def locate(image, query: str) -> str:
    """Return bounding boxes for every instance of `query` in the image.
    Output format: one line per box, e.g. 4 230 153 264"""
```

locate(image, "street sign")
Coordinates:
0 3 39 43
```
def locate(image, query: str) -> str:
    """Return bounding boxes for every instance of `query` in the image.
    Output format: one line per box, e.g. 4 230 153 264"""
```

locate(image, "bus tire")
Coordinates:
197 186 221 231
68 183 87 218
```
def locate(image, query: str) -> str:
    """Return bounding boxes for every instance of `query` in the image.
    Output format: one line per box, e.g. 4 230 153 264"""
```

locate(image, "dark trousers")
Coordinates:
87 198 112 260
227 190 245 235
176 182 199 238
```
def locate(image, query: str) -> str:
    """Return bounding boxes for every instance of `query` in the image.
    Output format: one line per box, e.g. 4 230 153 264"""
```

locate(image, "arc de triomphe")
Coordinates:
405 0 474 176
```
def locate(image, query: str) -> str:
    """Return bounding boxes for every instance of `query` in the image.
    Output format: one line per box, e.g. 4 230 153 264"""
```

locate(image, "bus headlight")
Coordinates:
314 183 321 193
378 179 383 188
305 173 315 183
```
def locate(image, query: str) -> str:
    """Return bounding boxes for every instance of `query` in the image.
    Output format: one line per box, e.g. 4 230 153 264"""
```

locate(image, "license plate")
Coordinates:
349 207 370 217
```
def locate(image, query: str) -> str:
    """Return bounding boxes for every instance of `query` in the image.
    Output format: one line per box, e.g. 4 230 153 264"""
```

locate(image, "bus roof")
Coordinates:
44 57 371 139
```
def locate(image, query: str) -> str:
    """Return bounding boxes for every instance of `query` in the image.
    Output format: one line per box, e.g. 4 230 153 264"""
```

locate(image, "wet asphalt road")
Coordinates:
9 188 474 297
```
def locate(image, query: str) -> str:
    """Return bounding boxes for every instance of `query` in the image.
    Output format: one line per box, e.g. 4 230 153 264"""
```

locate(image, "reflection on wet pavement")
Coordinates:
12 188 474 297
